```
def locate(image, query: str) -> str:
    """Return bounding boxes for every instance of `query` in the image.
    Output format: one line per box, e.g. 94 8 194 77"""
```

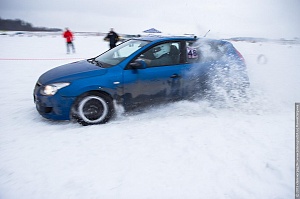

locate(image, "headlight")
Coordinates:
40 82 70 96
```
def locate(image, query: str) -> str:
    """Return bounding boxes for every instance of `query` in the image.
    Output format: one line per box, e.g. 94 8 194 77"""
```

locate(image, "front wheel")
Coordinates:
71 92 114 125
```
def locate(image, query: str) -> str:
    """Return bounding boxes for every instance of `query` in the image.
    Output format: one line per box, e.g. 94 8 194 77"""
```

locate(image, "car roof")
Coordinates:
132 35 198 42
130 35 230 46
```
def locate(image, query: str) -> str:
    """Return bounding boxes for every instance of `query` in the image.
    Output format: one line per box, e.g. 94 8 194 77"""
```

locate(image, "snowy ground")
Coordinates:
0 33 299 199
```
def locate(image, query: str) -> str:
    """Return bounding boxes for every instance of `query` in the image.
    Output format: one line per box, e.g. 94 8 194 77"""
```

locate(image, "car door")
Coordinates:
122 41 184 107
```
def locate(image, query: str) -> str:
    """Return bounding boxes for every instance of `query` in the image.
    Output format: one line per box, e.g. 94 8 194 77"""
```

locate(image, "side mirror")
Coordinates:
129 59 147 69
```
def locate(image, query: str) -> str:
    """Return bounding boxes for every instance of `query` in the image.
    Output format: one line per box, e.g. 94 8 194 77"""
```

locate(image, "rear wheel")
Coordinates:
71 92 114 125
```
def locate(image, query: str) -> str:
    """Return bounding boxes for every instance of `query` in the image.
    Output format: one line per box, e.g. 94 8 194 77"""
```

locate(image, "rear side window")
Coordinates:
186 41 199 63
186 40 229 63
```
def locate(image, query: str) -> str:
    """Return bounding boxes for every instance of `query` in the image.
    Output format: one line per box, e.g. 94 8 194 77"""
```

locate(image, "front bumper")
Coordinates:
34 90 76 121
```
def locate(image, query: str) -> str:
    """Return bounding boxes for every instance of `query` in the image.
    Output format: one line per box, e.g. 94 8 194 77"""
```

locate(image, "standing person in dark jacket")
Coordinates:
63 28 75 54
104 28 119 49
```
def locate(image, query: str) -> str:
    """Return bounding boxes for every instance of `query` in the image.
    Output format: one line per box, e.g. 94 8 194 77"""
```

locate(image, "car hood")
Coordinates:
38 60 107 84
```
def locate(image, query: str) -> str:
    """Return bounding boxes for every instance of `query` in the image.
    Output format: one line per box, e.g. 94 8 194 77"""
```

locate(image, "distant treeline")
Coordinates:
0 18 62 32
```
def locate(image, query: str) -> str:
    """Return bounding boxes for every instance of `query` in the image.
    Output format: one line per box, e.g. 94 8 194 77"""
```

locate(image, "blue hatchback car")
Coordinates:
34 36 249 125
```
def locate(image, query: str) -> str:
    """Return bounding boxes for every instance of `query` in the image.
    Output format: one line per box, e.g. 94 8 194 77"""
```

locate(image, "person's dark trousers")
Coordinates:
66 42 75 53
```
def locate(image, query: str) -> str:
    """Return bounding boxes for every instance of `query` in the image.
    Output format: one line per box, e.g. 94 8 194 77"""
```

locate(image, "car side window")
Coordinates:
186 41 228 63
186 41 200 63
137 42 181 67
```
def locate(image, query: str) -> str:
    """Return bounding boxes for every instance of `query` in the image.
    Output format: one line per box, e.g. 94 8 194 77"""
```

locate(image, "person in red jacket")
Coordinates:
63 28 75 54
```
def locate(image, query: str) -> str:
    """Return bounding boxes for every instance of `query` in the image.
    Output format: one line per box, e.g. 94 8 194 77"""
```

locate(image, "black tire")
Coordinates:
71 92 114 125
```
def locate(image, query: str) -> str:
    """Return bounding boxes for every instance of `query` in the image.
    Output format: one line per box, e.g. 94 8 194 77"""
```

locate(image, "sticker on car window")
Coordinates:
187 47 198 59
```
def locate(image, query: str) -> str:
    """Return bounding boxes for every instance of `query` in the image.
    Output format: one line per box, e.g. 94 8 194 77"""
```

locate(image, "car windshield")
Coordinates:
94 39 150 68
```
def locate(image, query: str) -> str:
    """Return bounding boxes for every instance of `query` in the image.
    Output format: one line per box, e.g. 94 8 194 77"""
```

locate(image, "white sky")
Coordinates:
0 0 299 38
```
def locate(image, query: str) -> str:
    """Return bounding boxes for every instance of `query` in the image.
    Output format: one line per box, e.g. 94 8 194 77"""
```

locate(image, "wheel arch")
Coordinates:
71 89 114 109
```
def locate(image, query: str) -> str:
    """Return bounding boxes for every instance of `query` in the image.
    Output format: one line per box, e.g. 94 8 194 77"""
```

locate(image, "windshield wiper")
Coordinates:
87 58 103 67
87 58 96 64
94 60 104 67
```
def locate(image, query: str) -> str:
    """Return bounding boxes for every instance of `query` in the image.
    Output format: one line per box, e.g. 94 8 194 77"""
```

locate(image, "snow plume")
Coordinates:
184 40 260 111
